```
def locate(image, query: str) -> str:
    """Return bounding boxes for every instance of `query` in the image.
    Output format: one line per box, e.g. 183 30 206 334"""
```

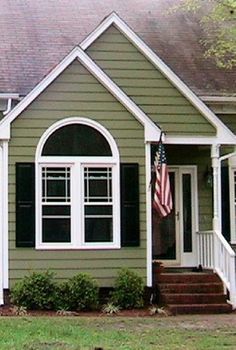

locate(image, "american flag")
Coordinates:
153 142 173 217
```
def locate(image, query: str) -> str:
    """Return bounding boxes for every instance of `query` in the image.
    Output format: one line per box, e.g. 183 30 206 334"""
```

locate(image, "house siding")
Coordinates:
86 26 216 136
8 60 146 287
217 114 236 135
7 27 218 288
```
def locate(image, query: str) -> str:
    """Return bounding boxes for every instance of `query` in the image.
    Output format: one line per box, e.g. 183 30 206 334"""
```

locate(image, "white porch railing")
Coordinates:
197 230 236 308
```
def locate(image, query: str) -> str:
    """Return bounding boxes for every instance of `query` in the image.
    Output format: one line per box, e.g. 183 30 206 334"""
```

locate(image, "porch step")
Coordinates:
156 272 220 284
155 270 232 314
162 293 226 304
159 283 223 294
168 303 232 315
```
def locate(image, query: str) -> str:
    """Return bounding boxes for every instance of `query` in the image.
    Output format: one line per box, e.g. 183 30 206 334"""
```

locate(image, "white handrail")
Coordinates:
197 230 236 308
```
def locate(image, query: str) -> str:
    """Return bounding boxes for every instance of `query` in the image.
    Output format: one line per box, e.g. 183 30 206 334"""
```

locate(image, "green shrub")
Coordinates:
57 273 99 311
111 268 144 309
10 271 58 310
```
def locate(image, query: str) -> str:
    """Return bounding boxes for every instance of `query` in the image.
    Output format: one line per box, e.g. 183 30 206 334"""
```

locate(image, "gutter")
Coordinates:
0 94 21 116
200 96 236 104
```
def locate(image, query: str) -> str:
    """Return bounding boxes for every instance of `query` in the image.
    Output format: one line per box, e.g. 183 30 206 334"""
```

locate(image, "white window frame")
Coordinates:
35 117 120 250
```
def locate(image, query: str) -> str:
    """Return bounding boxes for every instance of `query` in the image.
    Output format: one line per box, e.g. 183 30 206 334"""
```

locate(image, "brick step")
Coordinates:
162 293 227 304
159 282 224 294
156 273 220 284
168 303 232 315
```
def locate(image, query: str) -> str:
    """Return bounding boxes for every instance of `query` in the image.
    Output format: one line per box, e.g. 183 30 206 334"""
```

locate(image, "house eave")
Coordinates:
200 96 236 104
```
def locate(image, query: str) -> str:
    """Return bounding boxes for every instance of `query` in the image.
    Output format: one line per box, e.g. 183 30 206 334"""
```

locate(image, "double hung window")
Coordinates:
36 119 120 249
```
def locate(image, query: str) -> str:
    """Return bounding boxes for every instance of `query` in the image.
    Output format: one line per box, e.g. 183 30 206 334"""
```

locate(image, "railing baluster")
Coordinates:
197 230 236 308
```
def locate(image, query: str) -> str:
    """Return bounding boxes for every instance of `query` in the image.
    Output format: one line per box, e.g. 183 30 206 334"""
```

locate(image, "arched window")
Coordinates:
35 118 120 249
42 124 112 156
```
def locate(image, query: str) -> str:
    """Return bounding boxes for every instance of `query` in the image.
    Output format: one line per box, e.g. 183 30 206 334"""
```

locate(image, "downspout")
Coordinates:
2 99 12 116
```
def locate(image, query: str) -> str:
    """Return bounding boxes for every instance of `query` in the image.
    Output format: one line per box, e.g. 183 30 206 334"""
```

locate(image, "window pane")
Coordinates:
85 205 112 216
42 167 70 202
42 124 112 156
85 218 113 242
42 218 71 242
84 167 112 202
43 205 70 216
41 166 71 244
183 174 192 253
84 166 114 243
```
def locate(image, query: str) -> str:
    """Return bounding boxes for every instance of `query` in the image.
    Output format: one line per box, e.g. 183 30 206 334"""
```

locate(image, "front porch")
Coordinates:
150 144 236 309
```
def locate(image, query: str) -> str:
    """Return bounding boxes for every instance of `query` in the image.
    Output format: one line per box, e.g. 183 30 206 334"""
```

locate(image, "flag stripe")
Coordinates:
153 142 173 218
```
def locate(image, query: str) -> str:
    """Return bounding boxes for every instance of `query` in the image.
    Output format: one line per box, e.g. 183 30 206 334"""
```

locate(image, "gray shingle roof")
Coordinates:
0 0 235 96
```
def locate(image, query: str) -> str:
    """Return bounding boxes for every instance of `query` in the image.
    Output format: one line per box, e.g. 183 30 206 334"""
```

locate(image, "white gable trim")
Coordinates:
0 48 161 142
81 12 236 144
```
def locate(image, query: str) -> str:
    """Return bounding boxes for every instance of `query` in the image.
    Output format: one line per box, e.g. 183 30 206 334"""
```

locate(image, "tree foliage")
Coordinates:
170 0 236 69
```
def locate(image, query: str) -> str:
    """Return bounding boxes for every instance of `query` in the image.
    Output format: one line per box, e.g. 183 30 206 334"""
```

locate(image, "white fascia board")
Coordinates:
0 47 160 142
0 47 80 130
81 12 236 144
165 135 236 145
200 96 236 104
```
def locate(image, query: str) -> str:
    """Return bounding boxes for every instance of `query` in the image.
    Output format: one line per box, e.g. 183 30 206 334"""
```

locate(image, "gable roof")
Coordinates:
0 12 235 144
80 13 236 144
0 46 161 141
0 0 235 97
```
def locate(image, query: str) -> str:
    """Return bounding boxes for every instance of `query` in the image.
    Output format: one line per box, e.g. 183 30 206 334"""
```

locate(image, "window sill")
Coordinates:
35 243 121 250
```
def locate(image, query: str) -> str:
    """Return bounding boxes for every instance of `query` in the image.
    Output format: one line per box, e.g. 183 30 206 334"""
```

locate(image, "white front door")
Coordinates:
152 166 198 267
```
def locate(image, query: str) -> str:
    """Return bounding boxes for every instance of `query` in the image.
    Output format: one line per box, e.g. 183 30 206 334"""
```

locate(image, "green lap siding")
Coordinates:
86 26 216 136
8 60 146 287
217 114 236 134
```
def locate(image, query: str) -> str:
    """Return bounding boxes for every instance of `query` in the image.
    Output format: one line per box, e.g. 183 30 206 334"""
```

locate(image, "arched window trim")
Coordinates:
35 117 120 250
36 117 119 162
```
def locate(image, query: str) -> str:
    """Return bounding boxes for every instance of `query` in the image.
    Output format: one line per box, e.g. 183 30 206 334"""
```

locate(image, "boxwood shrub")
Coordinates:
111 268 144 309
57 273 99 311
10 271 58 310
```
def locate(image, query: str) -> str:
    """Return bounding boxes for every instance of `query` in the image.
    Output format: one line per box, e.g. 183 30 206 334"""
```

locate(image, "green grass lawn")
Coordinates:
0 315 235 350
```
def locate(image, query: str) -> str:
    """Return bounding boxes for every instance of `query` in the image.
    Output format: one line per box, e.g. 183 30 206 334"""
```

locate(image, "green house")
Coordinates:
0 4 235 310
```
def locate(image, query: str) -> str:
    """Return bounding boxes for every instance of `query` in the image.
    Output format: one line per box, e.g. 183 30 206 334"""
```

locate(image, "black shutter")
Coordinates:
120 163 140 246
16 163 35 247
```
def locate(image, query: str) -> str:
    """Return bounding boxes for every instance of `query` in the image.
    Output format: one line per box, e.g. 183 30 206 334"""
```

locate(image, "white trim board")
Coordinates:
81 12 236 144
0 50 160 142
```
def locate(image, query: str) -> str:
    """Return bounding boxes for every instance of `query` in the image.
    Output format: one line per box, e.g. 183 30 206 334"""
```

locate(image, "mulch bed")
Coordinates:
0 305 160 317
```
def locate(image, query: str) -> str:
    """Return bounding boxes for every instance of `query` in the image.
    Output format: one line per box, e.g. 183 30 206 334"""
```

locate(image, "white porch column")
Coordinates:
0 140 9 305
211 144 221 232
146 142 152 286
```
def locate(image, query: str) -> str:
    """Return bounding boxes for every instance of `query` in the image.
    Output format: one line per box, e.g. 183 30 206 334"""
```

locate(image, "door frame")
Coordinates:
153 165 198 267
178 166 199 267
